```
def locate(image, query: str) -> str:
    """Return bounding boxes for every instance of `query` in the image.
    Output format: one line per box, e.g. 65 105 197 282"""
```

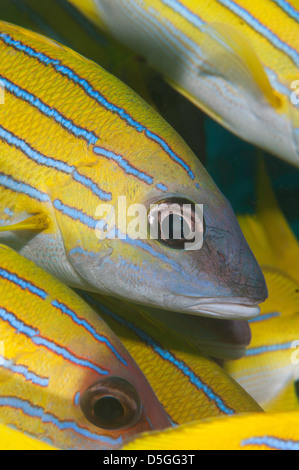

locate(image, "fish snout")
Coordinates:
231 242 269 305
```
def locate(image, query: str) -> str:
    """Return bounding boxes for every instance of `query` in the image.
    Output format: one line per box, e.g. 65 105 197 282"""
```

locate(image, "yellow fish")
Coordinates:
123 411 299 450
79 292 262 425
226 161 299 411
0 244 171 450
0 21 267 319
85 0 299 167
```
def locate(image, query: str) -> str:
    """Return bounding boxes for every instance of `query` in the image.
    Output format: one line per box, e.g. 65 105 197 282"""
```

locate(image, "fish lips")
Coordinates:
163 295 266 320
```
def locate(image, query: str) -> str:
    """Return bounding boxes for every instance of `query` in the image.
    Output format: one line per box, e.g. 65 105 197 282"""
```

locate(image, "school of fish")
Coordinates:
0 0 297 450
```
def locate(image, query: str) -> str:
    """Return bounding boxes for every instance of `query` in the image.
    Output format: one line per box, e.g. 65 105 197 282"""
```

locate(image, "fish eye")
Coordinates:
148 198 206 249
80 377 141 430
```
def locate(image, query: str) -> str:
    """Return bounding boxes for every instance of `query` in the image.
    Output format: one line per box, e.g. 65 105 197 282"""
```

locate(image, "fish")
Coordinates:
87 0 299 167
0 244 171 450
78 292 262 425
0 0 255 356
123 411 299 450
0 21 267 319
225 160 299 410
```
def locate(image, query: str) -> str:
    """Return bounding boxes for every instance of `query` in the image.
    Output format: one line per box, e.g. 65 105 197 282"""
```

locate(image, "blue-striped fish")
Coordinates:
0 21 267 319
79 292 262 425
0 244 170 450
89 0 299 167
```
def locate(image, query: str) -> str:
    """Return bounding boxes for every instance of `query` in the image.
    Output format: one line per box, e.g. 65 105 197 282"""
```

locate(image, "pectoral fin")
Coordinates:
0 214 49 232
200 22 282 108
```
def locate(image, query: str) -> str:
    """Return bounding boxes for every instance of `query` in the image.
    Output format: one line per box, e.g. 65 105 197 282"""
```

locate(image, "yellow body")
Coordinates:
87 0 299 166
0 423 57 450
0 245 170 450
80 293 262 425
226 162 299 410
124 411 299 450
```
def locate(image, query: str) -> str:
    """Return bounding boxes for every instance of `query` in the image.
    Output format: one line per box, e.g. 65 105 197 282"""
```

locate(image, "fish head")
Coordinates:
0 246 170 450
59 116 268 320
72 346 172 450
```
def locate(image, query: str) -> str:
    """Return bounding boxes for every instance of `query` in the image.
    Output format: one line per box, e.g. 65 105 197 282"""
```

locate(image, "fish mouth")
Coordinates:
188 302 261 319
148 306 253 360
188 319 252 360
163 295 263 320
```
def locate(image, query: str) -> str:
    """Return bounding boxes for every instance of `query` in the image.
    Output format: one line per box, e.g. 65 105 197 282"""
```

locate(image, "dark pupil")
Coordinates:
295 380 299 403
93 397 124 424
163 214 185 240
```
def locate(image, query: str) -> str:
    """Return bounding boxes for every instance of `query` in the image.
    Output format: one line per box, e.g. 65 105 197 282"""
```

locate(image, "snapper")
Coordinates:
0 21 267 318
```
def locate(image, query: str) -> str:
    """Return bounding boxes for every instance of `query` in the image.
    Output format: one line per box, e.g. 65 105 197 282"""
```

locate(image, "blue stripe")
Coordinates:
0 32 195 179
74 392 80 407
0 396 122 446
0 172 50 202
156 183 169 192
242 436 299 450
32 336 108 375
72 171 112 201
246 342 294 356
0 76 98 145
217 0 299 68
81 294 235 416
0 32 60 64
93 147 154 185
160 0 205 27
51 300 128 366
0 125 73 173
0 267 48 300
0 307 39 338
0 126 110 201
249 312 281 323
0 356 49 387
53 199 98 229
0 307 108 376
270 0 299 22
